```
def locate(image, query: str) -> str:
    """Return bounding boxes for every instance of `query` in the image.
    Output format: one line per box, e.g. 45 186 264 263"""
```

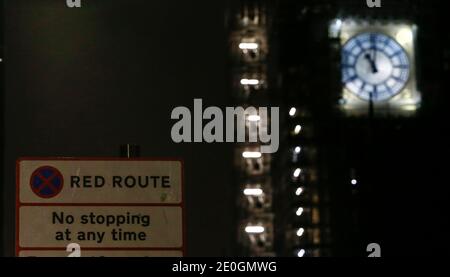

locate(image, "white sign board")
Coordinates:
16 158 185 257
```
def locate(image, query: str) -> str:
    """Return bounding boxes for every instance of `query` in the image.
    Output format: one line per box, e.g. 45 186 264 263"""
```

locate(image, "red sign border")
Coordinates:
16 157 186 257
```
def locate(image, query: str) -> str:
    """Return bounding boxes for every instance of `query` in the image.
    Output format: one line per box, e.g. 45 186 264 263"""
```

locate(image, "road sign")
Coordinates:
30 166 64 199
19 159 182 204
16 158 185 257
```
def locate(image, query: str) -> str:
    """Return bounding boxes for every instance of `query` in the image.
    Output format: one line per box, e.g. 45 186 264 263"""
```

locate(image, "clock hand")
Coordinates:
364 53 378 74
371 38 378 69
372 51 378 73
370 35 378 72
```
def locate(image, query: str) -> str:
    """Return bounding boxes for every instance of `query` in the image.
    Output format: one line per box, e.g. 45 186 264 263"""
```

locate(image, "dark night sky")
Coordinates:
3 0 234 256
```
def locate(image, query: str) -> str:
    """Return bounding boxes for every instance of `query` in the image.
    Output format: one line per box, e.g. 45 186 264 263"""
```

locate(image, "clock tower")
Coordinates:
229 0 450 257
331 19 420 116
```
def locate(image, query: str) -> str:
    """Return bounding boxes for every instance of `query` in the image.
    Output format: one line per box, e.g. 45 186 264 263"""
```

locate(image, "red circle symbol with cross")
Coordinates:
30 166 64 199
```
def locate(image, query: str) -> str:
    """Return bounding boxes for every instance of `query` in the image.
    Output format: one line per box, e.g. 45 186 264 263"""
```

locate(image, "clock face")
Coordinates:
342 33 410 102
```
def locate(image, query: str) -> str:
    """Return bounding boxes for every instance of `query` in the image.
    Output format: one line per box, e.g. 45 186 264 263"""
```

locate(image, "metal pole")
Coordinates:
120 144 141 158
1 1 4 255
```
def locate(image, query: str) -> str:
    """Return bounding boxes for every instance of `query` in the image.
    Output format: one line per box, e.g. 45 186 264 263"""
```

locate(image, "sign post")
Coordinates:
16 158 185 257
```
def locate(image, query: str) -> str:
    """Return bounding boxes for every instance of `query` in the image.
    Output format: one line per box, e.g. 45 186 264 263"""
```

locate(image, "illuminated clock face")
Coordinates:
342 33 410 102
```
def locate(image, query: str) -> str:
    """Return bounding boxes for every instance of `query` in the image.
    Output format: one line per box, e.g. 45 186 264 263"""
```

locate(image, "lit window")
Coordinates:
247 115 261 122
240 79 260 86
239 42 259 50
242 151 262 159
245 226 265 234
243 188 263 196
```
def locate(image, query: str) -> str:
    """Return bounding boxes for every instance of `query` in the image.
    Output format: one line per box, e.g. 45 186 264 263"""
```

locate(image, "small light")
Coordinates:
402 105 418 112
240 79 260 86
396 28 413 45
296 228 305 237
294 125 302 135
289 107 297 117
295 187 303 196
293 168 302 178
329 18 343 38
296 207 304 216
297 249 306 257
245 226 265 234
244 188 263 196
247 115 261 122
294 146 301 154
351 179 358 186
239 42 259 50
242 151 262 159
